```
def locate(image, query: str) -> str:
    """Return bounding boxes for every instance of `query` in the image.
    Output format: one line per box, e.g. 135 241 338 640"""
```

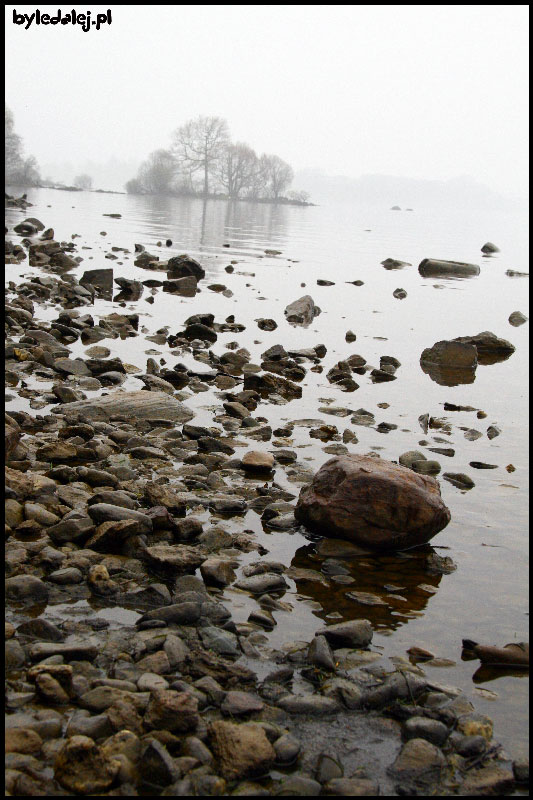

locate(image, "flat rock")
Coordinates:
29 640 99 662
315 620 373 648
241 451 275 472
54 390 194 422
389 737 446 779
221 691 264 716
235 573 289 594
143 544 207 575
277 694 341 715
87 503 153 533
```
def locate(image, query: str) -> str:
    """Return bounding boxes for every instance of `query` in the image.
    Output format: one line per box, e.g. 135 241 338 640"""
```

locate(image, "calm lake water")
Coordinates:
5 187 529 758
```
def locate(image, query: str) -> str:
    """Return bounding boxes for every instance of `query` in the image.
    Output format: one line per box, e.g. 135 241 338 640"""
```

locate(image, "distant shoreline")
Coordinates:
18 184 316 206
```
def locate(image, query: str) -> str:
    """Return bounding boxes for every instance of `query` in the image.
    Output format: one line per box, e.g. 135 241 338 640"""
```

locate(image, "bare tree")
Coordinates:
5 106 23 180
5 105 40 186
262 154 294 200
17 156 41 187
125 177 144 194
137 149 177 194
246 153 271 199
217 142 258 198
74 173 93 190
172 116 230 196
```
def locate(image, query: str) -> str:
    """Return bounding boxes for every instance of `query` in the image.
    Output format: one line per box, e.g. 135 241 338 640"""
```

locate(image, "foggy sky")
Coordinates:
5 5 529 198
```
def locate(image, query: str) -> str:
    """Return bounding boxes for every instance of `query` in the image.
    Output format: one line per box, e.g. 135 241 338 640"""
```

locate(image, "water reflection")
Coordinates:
420 360 477 387
129 195 290 258
471 665 530 684
289 542 442 632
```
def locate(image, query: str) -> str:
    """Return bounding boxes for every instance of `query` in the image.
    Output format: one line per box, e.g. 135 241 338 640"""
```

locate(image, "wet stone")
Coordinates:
403 716 449 746
221 691 264 716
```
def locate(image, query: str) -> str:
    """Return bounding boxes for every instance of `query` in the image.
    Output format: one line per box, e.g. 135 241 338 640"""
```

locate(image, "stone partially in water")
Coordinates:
284 295 321 326
452 331 515 365
295 454 450 552
509 311 527 327
420 340 478 386
418 258 480 278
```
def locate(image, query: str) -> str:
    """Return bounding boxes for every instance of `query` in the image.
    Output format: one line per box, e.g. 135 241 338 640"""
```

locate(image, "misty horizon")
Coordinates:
5 5 529 203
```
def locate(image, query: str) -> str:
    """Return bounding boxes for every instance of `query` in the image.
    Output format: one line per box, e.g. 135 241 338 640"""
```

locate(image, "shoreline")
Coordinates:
9 184 316 206
5 197 527 796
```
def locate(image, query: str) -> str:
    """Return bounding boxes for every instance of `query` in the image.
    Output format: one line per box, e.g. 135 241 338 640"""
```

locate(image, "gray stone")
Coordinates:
315 620 373 649
403 716 449 746
55 390 194 423
418 258 480 278
200 626 240 656
307 635 335 671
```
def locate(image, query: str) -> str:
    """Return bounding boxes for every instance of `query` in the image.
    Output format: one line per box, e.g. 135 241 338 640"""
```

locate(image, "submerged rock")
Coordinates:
295 454 450 551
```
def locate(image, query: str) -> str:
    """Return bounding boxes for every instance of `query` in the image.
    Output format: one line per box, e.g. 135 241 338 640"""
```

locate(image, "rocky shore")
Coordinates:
5 197 528 796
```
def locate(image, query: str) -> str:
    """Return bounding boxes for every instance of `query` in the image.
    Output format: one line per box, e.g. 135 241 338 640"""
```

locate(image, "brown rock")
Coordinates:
420 340 478 386
54 735 120 794
144 689 199 733
209 720 276 780
5 414 21 463
5 728 43 755
461 765 515 795
143 482 187 515
389 737 445 778
241 451 275 473
295 454 450 551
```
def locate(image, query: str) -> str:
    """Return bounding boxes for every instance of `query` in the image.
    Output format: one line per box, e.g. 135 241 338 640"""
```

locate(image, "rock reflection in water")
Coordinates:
420 361 477 387
470 665 530 684
289 541 442 632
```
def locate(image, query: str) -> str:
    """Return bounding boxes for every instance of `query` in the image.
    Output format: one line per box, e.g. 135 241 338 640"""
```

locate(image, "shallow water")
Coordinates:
5 187 529 757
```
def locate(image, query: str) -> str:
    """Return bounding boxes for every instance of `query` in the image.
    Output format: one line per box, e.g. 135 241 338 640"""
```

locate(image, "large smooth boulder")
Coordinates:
295 454 450 551
418 258 480 278
53 391 193 423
